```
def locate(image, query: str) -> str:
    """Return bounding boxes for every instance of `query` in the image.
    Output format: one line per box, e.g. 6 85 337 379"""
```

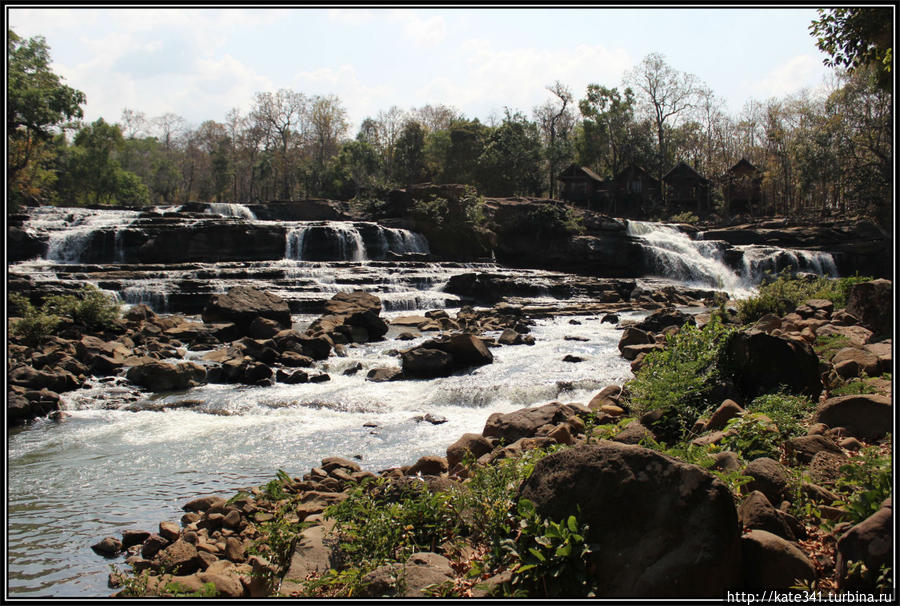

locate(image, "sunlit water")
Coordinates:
7 311 638 597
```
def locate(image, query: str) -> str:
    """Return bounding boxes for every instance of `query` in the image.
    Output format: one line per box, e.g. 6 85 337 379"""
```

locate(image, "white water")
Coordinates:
627 221 838 297
23 206 142 263
7 312 636 597
204 203 257 220
285 222 430 261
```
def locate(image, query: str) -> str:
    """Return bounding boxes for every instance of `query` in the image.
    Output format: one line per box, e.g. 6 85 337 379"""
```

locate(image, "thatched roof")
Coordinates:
663 161 708 184
558 164 605 183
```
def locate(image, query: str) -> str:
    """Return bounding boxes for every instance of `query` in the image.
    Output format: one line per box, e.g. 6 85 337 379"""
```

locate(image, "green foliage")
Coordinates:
830 376 879 396
669 211 699 224
42 284 121 331
409 185 486 228
737 272 873 324
9 292 61 345
814 333 852 362
626 316 737 440
834 441 892 525
720 413 782 460
477 109 544 197
498 203 583 240
507 499 594 597
746 392 815 439
810 8 893 91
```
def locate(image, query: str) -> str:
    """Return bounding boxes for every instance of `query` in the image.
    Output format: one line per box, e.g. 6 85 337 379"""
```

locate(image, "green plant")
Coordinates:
737 272 872 324
720 413 782 460
834 442 892 524
43 284 121 330
9 292 61 345
669 211 699 224
626 316 737 440
746 392 815 439
506 499 594 597
814 333 852 361
830 375 879 396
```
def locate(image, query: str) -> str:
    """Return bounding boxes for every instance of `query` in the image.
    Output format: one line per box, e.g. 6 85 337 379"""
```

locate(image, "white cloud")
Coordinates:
293 65 395 132
745 54 823 101
388 10 448 47
327 8 376 26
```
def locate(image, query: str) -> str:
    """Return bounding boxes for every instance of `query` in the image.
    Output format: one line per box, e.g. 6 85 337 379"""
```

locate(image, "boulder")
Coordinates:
836 499 892 590
92 536 123 557
482 402 579 444
323 290 381 316
741 529 816 589
845 279 892 335
832 347 881 379
785 434 843 464
617 327 654 355
738 491 797 541
704 399 744 433
742 458 789 506
725 330 822 400
401 348 454 378
812 394 892 441
126 360 206 392
428 334 493 367
201 286 291 335
518 441 742 597
634 307 695 333
8 365 82 393
406 455 449 476
156 539 201 575
446 433 493 469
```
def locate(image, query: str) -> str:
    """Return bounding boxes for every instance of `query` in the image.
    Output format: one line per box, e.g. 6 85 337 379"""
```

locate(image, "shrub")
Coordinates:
834 441 892 525
669 211 699 224
9 292 61 345
626 316 737 440
720 413 782 460
736 272 873 324
814 333 852 362
43 284 121 331
746 392 815 439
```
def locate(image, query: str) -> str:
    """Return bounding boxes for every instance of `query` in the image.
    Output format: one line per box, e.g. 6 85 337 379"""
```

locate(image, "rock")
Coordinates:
702 399 743 433
159 521 181 542
202 286 291 336
738 491 797 541
617 327 655 355
224 537 245 562
634 307 695 332
612 420 654 445
808 451 848 486
197 571 245 597
366 367 402 382
518 441 741 597
446 433 493 469
498 328 522 345
140 533 169 559
785 434 844 464
430 334 494 368
279 520 336 595
588 385 623 410
323 290 381 316
183 495 226 512
156 539 200 575
320 457 361 474
92 536 123 557
482 402 580 444
122 530 151 549
276 368 308 384
562 354 585 363
813 394 892 441
725 330 822 400
407 455 449 476
845 279 892 335
248 316 282 339
836 499 892 590
741 529 816 590
8 365 82 393
401 347 454 378
863 341 892 375
279 351 314 368
423 413 447 425
754 313 782 333
743 458 789 506
817 323 873 347
126 360 206 392
712 451 741 472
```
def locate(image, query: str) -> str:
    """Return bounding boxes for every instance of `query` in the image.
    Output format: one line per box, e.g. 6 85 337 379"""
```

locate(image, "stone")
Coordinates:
159 521 181 542
446 433 493 469
704 399 744 432
845 279 892 335
743 458 789 506
140 533 169 558
248 316 282 340
197 571 244 597
401 347 454 378
156 539 200 575
279 351 314 368
786 435 844 464
738 491 796 541
183 495 226 512
832 347 881 379
126 360 206 392
518 442 741 597
813 394 892 441
224 537 245 562
482 402 580 444
741 529 816 589
725 330 822 400
634 307 695 332
276 368 308 384
91 536 123 557
202 286 291 336
808 451 848 486
836 499 892 590
612 420 654 445
122 530 151 549
323 290 381 316
279 520 336 595
498 328 522 345
320 457 361 474
617 327 655 355
407 455 449 477
366 367 402 382
8 365 82 393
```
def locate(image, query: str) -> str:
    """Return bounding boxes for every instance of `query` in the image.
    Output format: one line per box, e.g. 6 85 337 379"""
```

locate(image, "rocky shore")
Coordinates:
29 278 888 598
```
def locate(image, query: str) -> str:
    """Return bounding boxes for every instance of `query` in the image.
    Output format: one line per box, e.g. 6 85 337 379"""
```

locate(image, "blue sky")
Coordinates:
8 6 836 133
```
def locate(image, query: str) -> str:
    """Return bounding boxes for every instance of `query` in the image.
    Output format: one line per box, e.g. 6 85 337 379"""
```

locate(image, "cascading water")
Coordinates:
26 206 141 264
284 222 430 261
205 203 257 220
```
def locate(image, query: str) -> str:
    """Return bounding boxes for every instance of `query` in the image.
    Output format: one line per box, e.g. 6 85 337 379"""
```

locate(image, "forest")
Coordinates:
6 9 892 224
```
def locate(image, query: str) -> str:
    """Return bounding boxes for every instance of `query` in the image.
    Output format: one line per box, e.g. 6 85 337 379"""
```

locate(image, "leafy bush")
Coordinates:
669 211 699 224
737 272 873 324
9 292 61 345
814 333 852 362
834 441 892 524
830 376 879 396
626 316 737 440
720 413 782 460
43 284 121 331
746 392 815 439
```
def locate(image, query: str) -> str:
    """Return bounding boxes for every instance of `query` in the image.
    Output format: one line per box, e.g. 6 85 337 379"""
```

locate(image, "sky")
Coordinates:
8 5 839 135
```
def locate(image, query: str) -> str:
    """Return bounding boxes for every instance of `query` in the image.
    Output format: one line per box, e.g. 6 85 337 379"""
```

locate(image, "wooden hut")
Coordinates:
610 164 661 217
663 161 710 215
723 158 762 216
557 164 608 210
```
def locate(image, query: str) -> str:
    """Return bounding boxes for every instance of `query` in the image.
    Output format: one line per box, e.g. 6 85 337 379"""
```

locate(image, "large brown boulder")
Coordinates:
323 290 381 316
9 365 83 393
725 330 822 400
126 360 206 392
518 441 742 597
634 307 695 333
836 499 892 590
201 286 291 335
845 279 892 335
401 348 454 378
741 529 816 589
482 402 580 444
812 394 892 441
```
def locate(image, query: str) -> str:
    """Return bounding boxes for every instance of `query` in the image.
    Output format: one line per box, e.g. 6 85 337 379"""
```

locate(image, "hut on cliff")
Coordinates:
610 165 661 217
557 164 608 211
723 158 762 216
663 161 711 215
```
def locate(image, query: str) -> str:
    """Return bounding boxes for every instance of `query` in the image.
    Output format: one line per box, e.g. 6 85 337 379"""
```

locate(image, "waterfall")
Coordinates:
205 203 256 220
29 207 140 264
628 220 839 294
330 223 366 261
285 227 309 260
379 227 431 255
284 222 429 261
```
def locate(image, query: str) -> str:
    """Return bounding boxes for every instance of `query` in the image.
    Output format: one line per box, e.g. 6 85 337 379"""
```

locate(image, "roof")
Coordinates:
728 158 760 173
663 161 709 184
613 164 660 185
558 164 605 183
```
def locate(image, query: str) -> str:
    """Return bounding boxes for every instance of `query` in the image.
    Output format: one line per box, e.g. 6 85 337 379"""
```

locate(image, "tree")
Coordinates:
393 120 428 185
533 81 574 197
251 89 308 199
307 94 350 195
810 8 893 91
477 109 543 196
626 53 701 179
8 28 85 207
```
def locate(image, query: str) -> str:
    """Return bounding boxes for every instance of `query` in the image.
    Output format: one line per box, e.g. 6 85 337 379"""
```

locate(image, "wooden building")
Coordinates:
610 164 661 217
663 161 710 214
723 158 762 216
557 164 608 210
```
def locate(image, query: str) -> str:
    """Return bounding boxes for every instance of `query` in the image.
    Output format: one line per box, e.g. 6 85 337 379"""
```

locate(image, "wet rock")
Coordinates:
617 327 655 355
519 441 741 597
92 536 123 557
407 455 449 476
141 533 169 559
634 307 695 332
366 367 403 382
401 347 454 378
446 433 493 469
156 539 201 575
183 495 227 513
122 530 151 549
482 402 581 444
159 521 181 542
562 354 585 363
201 286 291 336
125 360 206 392
9 364 82 393
276 368 308 384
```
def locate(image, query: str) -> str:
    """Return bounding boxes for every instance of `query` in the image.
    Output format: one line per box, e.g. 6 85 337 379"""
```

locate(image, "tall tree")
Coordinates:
307 94 350 194
251 89 308 199
393 120 428 185
810 8 893 91
534 81 574 197
477 109 543 196
8 28 85 207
